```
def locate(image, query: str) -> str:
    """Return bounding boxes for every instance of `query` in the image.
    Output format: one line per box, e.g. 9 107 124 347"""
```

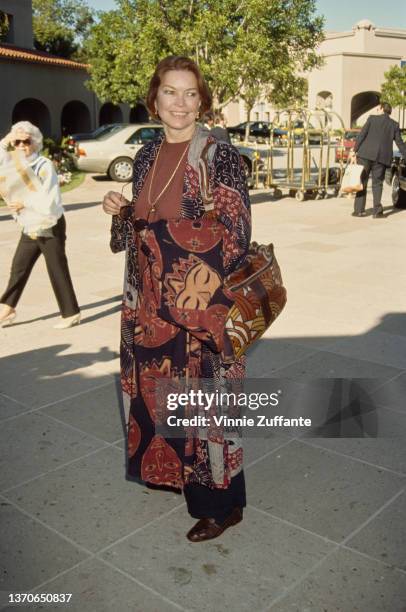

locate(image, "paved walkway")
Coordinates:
1 174 405 611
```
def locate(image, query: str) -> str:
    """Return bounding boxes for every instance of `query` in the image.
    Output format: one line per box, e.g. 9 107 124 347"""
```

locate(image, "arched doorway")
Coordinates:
12 99 51 137
61 101 91 135
129 103 149 123
99 103 123 125
351 91 380 126
316 91 333 110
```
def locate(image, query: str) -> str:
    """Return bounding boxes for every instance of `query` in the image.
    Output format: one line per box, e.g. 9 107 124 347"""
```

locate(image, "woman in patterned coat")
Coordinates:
102 56 251 542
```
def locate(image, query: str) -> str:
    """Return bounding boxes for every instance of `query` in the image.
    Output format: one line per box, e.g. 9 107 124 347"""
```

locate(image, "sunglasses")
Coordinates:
14 139 32 146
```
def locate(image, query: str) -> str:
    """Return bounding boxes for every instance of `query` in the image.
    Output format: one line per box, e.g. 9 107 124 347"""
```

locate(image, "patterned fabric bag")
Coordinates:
199 141 287 360
223 242 287 359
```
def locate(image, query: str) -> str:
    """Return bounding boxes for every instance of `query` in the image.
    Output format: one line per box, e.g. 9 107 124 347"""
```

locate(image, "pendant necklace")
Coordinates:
147 139 190 214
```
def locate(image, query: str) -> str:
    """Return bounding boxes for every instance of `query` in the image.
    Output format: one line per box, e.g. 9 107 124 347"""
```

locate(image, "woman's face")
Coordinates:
12 130 36 157
155 69 201 142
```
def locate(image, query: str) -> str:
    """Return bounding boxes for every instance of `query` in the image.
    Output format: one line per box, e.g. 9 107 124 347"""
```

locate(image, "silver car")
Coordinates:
74 122 263 185
74 123 163 181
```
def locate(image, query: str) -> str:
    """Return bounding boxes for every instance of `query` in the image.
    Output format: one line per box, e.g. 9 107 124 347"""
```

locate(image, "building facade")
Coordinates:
307 20 406 128
0 0 148 140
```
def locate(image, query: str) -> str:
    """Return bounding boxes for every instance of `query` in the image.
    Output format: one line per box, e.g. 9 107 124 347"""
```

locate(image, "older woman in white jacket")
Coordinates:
0 121 80 328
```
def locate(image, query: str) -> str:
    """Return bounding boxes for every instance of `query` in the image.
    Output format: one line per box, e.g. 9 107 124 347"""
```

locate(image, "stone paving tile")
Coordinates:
302 406 406 475
101 505 334 611
272 351 403 380
325 330 406 370
39 382 124 444
0 501 88 597
246 339 315 377
0 394 28 420
345 491 406 572
19 558 182 612
246 440 405 541
269 547 406 612
0 348 115 409
6 447 184 553
0 412 107 492
373 373 406 413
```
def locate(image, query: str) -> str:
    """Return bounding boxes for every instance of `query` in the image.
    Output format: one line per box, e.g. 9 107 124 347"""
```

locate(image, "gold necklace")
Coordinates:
147 139 190 213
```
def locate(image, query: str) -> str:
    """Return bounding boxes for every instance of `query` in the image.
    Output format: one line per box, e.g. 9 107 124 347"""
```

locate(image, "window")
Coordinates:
0 12 13 43
126 127 163 144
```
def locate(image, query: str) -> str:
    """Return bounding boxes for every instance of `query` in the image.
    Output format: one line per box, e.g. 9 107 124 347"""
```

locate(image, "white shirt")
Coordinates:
0 140 64 233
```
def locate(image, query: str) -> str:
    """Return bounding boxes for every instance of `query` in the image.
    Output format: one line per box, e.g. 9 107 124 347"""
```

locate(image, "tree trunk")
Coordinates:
244 105 252 142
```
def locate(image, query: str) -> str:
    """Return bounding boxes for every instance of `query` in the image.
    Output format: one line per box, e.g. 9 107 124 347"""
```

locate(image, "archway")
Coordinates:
12 98 51 137
316 91 333 110
99 102 123 125
61 100 91 135
129 103 149 123
351 91 380 126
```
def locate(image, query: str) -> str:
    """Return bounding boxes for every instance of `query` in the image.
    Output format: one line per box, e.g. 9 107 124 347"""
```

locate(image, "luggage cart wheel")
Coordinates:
295 190 305 202
273 188 282 198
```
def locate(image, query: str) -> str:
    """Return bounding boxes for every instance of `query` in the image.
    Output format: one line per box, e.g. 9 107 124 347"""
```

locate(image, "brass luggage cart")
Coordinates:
263 108 345 200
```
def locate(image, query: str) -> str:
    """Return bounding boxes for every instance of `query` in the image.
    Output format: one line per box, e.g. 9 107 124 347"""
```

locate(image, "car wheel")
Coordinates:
392 173 406 208
109 157 133 182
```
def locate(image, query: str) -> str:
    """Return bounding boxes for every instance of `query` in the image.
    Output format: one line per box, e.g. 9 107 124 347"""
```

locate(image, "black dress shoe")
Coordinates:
186 507 243 542
352 212 365 217
373 212 386 218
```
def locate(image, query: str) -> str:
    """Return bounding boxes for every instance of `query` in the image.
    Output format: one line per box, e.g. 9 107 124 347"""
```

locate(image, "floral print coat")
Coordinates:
110 125 251 490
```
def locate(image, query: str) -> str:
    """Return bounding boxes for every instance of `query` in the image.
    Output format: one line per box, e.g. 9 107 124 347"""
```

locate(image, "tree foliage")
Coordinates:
32 0 94 60
85 0 324 118
381 65 406 109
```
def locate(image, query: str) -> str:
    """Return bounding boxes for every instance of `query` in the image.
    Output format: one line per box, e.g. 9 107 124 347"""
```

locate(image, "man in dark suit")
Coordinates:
350 102 406 218
203 111 231 143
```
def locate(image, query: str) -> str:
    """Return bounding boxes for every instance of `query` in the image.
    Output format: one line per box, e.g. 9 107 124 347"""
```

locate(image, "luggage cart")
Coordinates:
264 108 345 200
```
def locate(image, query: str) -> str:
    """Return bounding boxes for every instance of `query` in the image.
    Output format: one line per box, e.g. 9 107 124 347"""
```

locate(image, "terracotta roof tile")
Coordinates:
0 44 89 70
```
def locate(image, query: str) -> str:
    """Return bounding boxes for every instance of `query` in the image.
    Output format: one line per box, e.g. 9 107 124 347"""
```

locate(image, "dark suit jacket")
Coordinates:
210 126 231 143
354 113 406 166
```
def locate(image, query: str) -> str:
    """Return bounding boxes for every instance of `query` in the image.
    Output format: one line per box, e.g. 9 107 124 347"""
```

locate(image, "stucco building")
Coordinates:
307 19 406 128
0 0 147 140
224 20 406 130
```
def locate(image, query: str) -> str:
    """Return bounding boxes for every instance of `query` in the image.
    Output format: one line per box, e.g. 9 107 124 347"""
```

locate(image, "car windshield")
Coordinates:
95 125 126 140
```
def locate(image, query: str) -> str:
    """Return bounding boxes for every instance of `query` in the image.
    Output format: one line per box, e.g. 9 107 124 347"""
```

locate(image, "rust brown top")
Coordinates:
134 139 190 221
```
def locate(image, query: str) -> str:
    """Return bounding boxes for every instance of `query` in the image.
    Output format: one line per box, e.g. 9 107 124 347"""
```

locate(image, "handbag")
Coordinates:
224 242 287 359
340 162 364 193
199 140 287 360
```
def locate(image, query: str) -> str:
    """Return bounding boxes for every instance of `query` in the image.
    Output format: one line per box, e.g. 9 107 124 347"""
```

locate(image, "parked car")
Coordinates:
386 130 406 207
228 121 272 142
74 123 163 181
66 123 122 152
74 122 264 185
335 129 361 163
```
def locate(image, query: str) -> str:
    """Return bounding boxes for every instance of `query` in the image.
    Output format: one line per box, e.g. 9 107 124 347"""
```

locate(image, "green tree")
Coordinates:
85 0 324 123
381 65 406 110
32 0 94 60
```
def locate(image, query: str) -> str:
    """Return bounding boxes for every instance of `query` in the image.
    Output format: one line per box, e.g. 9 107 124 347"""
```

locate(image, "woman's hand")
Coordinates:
1 132 14 149
102 191 130 216
8 202 24 213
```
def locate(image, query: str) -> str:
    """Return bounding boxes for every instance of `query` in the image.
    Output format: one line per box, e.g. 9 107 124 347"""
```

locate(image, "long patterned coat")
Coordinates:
110 126 251 490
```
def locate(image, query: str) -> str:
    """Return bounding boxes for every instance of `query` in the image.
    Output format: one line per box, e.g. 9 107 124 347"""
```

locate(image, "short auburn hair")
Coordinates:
146 55 212 120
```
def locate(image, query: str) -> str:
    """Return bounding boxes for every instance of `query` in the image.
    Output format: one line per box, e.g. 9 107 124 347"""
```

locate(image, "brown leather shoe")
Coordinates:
186 507 243 542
